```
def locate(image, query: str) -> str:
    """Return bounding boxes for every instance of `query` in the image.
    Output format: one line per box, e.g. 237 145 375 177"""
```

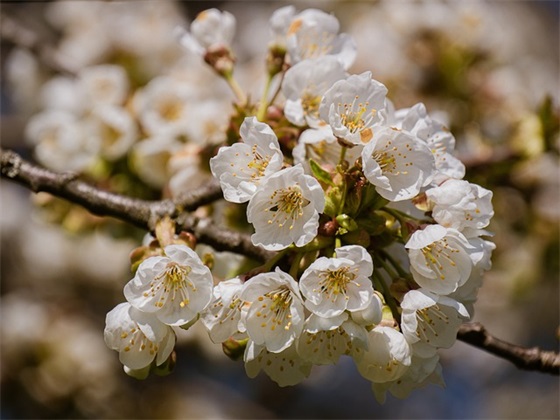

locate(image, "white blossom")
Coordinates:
296 313 368 365
247 165 325 251
361 126 435 201
240 268 305 353
130 136 182 189
244 341 312 387
353 325 411 383
104 302 175 371
406 224 476 295
448 237 495 317
285 8 357 69
190 8 236 50
132 76 194 138
401 289 469 356
293 125 362 174
89 104 137 161
426 179 494 231
371 352 444 403
394 103 465 184
319 72 388 146
282 56 346 127
178 9 236 55
124 245 213 327
269 5 296 47
210 117 283 203
25 110 100 173
299 245 375 318
200 277 246 343
77 64 129 106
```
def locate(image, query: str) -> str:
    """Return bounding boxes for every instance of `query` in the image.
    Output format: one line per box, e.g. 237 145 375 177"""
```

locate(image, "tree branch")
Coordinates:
458 323 560 375
0 148 271 262
2 149 558 374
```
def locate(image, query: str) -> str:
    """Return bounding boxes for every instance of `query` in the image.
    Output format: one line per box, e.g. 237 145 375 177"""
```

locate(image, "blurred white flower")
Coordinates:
89 104 137 161
245 340 312 387
130 136 182 189
132 76 194 138
25 110 100 172
39 76 85 114
78 65 129 106
282 56 346 127
285 8 357 69
178 8 236 55
371 352 444 404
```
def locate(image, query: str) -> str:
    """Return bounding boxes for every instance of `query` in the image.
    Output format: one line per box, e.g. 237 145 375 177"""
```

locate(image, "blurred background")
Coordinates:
1 1 558 418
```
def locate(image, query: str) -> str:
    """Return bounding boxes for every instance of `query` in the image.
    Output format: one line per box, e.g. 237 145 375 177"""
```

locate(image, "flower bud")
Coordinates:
222 337 248 361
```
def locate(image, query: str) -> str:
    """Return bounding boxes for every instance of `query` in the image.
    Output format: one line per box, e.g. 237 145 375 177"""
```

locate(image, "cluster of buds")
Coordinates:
103 6 495 402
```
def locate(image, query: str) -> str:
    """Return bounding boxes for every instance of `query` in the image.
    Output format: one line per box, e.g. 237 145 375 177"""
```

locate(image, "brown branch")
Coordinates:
0 148 272 262
458 323 560 375
2 149 559 374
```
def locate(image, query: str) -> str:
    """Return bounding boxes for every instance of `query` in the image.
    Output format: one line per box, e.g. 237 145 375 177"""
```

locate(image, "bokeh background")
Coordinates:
1 1 558 418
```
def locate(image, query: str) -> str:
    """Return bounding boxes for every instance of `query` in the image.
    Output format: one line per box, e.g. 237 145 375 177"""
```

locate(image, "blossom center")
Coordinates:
256 288 294 331
338 96 376 133
301 91 322 119
317 266 358 302
415 304 449 343
420 239 459 280
147 261 195 308
245 144 271 180
267 185 310 229
120 327 159 355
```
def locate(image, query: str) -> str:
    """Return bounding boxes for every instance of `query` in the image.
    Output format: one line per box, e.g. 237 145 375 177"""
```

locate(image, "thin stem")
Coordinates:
373 269 401 324
374 253 399 280
260 248 290 272
224 73 247 105
267 71 285 108
289 252 304 279
378 248 410 279
256 73 273 121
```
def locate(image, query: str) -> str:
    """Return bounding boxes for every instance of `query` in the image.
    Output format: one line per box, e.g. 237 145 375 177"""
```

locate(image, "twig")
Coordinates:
0 148 271 262
457 323 560 375
1 148 558 374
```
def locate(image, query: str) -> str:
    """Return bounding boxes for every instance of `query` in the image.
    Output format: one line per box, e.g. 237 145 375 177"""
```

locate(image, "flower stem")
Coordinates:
224 72 247 105
373 269 401 325
378 249 410 279
289 252 304 279
256 73 273 121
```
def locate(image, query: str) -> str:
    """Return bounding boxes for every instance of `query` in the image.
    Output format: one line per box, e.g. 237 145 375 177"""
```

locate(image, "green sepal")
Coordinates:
356 212 387 236
309 159 335 187
222 337 249 361
152 351 177 377
336 214 358 232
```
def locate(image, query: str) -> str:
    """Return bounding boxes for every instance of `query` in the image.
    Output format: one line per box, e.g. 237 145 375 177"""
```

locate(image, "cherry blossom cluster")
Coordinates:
102 6 495 402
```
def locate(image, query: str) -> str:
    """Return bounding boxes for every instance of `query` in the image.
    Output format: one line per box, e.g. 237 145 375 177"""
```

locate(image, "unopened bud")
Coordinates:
222 337 248 361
